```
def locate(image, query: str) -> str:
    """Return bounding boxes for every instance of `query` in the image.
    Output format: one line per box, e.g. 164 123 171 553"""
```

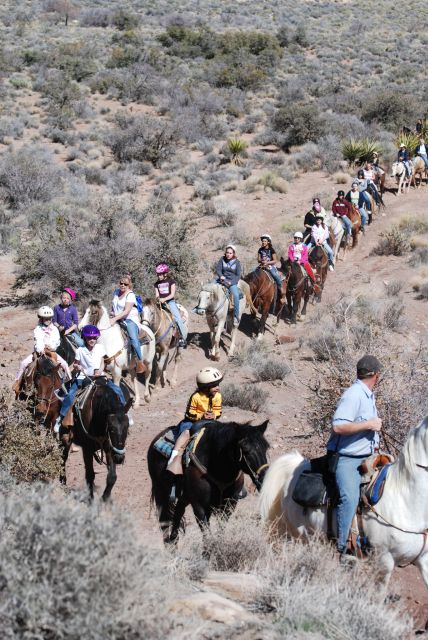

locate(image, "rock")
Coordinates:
203 572 261 602
170 591 257 625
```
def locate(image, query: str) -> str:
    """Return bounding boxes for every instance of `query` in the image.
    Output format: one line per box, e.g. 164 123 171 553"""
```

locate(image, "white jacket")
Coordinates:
34 324 60 354
311 224 329 245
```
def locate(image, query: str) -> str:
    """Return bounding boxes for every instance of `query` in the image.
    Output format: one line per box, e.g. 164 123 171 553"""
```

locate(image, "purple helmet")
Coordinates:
81 325 100 339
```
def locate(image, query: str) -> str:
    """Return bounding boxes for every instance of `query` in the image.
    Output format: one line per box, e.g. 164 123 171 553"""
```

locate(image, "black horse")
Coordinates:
148 420 269 544
57 333 78 366
62 377 133 501
281 258 313 323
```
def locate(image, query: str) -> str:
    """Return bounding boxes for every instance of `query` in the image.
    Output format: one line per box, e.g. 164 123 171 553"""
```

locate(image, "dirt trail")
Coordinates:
1 173 427 626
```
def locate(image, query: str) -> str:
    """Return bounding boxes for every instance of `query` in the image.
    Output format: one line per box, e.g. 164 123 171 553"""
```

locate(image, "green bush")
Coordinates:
362 89 418 131
371 227 410 256
342 138 381 166
222 383 268 411
108 114 179 167
273 103 325 149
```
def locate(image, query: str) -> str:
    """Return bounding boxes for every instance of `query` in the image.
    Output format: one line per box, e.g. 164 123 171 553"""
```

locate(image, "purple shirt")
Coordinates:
53 304 79 330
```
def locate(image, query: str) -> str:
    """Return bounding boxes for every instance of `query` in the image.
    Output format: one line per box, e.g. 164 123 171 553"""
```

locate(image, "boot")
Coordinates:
136 360 146 374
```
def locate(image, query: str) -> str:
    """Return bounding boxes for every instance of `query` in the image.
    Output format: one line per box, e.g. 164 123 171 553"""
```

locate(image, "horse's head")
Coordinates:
86 300 105 328
280 256 291 274
391 162 401 177
194 284 216 316
34 356 61 421
237 420 270 490
142 299 155 325
107 411 129 464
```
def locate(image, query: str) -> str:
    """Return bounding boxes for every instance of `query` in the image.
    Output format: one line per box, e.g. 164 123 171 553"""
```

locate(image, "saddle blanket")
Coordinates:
153 427 206 467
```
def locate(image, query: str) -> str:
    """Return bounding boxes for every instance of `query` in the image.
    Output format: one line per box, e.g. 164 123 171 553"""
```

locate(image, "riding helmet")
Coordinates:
81 325 101 339
260 233 272 242
38 306 54 318
196 367 223 389
155 263 170 274
225 244 237 254
294 231 303 239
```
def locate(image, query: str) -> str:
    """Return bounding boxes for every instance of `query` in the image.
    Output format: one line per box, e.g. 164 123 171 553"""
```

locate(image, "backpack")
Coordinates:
135 295 143 314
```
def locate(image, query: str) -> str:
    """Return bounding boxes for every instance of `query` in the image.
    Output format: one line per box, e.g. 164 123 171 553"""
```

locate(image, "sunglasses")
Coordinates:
119 281 129 286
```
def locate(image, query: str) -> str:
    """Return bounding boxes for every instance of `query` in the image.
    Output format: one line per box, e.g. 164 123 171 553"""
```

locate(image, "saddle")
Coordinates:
118 322 151 346
153 426 207 467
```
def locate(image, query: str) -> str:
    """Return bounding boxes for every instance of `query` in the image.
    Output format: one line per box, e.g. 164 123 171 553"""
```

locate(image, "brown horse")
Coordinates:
18 354 63 432
308 246 328 302
347 205 362 248
281 258 313 323
61 378 132 500
244 267 286 337
413 156 427 188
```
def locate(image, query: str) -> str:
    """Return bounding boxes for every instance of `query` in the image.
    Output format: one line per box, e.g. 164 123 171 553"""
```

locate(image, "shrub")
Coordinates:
398 214 428 234
111 8 139 31
0 147 62 208
342 138 381 166
0 390 62 482
215 202 238 227
361 89 418 131
226 137 248 165
371 227 410 256
222 383 268 412
394 132 419 156
417 282 428 299
272 103 325 149
108 115 179 167
409 247 428 267
80 8 111 27
252 359 291 382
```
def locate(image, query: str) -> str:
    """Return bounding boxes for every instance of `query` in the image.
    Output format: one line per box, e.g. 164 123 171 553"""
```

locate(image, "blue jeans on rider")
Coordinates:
269 266 282 288
125 319 142 361
60 378 86 418
404 160 411 177
341 215 352 236
335 454 365 552
166 299 187 340
361 191 371 210
229 284 240 321
106 380 126 405
69 331 84 347
308 241 334 265
173 419 211 440
359 207 368 227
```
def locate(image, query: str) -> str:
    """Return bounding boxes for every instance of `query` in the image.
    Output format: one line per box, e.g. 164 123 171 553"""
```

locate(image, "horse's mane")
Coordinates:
204 421 269 454
201 282 220 294
92 380 124 417
37 355 58 376
387 416 428 492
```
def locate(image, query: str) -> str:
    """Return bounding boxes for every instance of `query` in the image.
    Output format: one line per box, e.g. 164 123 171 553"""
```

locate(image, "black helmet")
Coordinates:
357 170 364 178
337 190 345 197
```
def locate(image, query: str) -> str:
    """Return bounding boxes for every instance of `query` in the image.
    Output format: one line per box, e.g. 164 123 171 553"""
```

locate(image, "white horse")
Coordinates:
194 281 252 360
259 416 428 587
325 212 345 262
80 301 155 405
391 161 414 195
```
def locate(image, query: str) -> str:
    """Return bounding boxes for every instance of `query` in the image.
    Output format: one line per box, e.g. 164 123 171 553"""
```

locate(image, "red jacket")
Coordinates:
332 198 352 217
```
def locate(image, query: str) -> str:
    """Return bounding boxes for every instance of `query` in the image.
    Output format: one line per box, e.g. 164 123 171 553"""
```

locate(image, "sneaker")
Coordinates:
233 318 240 327
339 550 357 567
53 416 62 434
178 339 187 348
329 264 335 272
128 416 134 427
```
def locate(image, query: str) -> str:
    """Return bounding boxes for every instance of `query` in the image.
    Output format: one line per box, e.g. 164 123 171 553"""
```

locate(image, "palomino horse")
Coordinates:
62 377 131 500
142 299 188 389
148 420 269 544
391 161 414 194
245 268 286 337
413 156 427 188
308 246 328 303
280 258 313 324
260 415 428 587
80 301 155 405
194 281 252 359
325 213 345 263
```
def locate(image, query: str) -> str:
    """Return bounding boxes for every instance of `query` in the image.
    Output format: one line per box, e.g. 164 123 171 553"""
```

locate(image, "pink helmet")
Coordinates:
155 263 170 275
62 287 76 301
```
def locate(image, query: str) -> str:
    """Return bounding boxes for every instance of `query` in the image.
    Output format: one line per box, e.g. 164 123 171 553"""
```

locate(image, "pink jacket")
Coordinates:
288 243 309 264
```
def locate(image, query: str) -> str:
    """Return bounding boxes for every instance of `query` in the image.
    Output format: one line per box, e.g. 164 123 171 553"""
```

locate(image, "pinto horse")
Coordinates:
260 415 428 588
280 258 313 323
308 246 328 303
62 377 132 500
148 420 270 545
244 268 286 338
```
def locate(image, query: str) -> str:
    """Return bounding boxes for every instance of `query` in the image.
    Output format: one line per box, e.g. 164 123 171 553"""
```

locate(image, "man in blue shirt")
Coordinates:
326 355 383 559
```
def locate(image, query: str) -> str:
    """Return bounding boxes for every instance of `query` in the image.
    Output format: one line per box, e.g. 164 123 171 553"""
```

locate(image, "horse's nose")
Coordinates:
113 453 125 465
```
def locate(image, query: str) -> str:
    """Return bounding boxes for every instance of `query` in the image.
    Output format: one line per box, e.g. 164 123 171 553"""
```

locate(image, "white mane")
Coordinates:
387 416 428 492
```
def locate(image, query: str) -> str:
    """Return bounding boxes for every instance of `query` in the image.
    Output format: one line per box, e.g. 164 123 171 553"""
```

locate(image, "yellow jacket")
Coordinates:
185 390 222 422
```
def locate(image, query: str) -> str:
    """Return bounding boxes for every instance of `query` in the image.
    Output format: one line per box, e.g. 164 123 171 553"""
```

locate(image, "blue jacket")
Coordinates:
397 148 409 162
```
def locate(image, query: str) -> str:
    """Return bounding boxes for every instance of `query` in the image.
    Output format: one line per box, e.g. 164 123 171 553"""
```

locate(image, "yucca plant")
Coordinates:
227 137 248 166
395 132 419 156
342 138 381 166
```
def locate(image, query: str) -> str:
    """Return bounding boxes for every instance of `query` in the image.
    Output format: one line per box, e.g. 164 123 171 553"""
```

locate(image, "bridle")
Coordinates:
195 287 228 320
240 448 269 491
33 367 61 423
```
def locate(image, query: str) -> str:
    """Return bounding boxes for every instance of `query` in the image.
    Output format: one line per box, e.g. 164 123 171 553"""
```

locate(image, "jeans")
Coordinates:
404 160 411 177
361 190 371 210
335 455 365 551
359 207 368 227
308 241 334 265
125 319 142 361
60 378 85 418
69 331 84 347
269 266 282 288
341 215 352 235
229 284 240 321
167 299 187 340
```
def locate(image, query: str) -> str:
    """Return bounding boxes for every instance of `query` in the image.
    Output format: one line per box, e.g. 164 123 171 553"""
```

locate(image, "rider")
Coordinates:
53 287 84 347
303 198 326 243
326 355 382 562
258 234 285 303
110 275 145 374
346 182 368 228
216 244 242 328
287 232 320 294
398 143 412 178
356 169 380 206
154 263 187 348
167 367 223 500
415 138 428 169
13 306 71 394
307 215 335 271
331 190 352 237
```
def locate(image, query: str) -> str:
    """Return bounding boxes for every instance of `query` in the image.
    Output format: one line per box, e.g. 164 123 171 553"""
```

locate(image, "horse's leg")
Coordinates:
59 429 72 485
213 319 223 361
82 445 95 499
168 497 187 545
170 348 180 387
352 227 358 248
257 301 270 338
101 450 117 502
301 286 310 317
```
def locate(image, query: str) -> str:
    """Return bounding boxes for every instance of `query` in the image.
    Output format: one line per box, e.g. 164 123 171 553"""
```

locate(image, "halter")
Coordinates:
240 449 269 491
195 286 228 319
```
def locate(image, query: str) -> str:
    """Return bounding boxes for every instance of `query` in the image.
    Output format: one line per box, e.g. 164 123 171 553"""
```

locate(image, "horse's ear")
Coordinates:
257 419 269 434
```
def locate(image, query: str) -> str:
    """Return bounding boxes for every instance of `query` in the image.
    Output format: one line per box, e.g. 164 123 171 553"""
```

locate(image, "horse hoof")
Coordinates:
144 396 151 404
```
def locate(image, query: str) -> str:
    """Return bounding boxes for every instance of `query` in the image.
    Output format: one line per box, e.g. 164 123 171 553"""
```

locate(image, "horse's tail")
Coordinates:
240 279 258 314
259 451 304 535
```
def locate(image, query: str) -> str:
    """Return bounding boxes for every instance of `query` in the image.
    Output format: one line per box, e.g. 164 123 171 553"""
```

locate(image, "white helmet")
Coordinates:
294 231 303 239
196 367 223 388
260 233 272 242
225 244 236 253
37 306 54 318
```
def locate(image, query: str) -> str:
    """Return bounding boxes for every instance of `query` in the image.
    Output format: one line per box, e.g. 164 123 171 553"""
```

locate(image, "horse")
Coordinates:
141 299 188 389
57 332 77 366
280 258 312 324
26 354 63 432
413 156 427 188
373 167 386 195
325 213 345 262
244 268 286 338
391 161 414 195
61 377 131 500
308 246 328 303
194 281 252 359
348 205 362 248
259 415 428 588
80 300 155 404
148 420 270 545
